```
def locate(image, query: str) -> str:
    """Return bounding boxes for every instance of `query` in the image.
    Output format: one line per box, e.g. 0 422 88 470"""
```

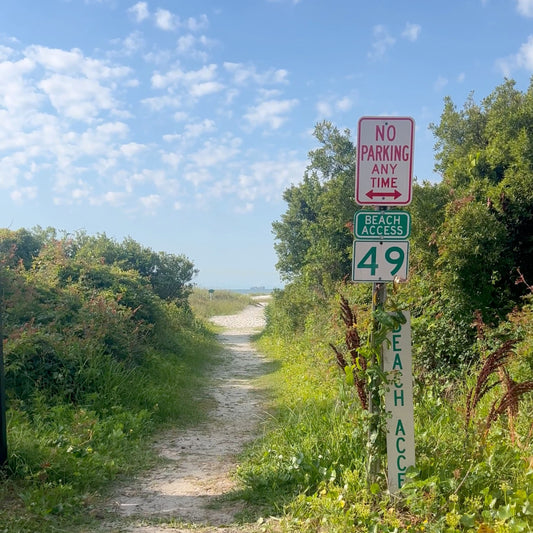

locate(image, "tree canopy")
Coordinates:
272 121 356 290
272 79 533 370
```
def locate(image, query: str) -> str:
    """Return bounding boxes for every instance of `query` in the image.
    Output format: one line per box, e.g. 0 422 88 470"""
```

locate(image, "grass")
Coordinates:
235 333 368 515
0 289 261 532
0 306 221 532
234 292 533 532
189 288 256 319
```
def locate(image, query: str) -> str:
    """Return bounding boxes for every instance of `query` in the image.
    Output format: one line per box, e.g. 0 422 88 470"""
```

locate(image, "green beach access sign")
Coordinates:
354 210 411 240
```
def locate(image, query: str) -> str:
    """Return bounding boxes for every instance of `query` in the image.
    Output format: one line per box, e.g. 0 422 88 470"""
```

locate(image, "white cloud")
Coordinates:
183 119 216 138
142 95 183 111
139 194 162 211
51 177 91 204
161 151 182 168
336 97 352 112
176 34 211 61
151 64 224 100
316 100 332 117
173 111 189 122
402 23 421 42
91 191 128 207
0 57 41 111
0 45 15 61
517 0 533 17
26 45 131 81
120 142 146 157
71 185 91 200
112 31 145 56
190 134 242 167
143 48 173 65
184 168 212 186
131 5 208 34
368 25 396 60
177 35 196 54
224 62 289 85
244 98 298 129
433 75 448 92
128 1 150 22
515 36 533 70
39 74 117 120
78 123 129 161
185 14 209 32
497 35 533 76
0 156 22 188
189 80 225 97
234 202 254 214
233 155 306 203
316 94 352 118
155 8 177 31
0 10 303 214
26 46 81 72
152 64 218 89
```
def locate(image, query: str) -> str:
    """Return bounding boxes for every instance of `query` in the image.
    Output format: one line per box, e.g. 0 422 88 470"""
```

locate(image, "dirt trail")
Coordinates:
101 296 274 533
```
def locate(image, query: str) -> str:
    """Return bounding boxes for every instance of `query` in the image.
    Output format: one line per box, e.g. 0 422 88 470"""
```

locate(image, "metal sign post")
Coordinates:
367 281 387 482
0 293 7 466
353 116 415 492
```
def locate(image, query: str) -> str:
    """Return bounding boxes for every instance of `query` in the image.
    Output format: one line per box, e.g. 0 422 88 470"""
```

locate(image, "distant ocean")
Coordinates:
230 287 275 294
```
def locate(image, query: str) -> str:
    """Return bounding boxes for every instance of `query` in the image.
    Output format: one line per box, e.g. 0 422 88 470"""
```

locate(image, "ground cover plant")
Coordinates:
189 288 254 320
238 284 533 532
0 228 253 532
236 79 533 531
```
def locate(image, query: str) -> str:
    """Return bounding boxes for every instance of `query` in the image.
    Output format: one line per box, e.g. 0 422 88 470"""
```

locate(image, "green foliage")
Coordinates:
436 199 510 320
64 231 197 306
237 329 368 515
0 227 46 269
239 282 533 531
0 227 220 529
188 288 254 319
256 80 533 530
272 121 356 291
272 81 533 372
431 79 533 292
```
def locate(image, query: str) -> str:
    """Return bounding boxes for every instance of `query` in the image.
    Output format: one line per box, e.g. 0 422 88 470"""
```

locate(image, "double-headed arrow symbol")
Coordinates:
365 189 402 200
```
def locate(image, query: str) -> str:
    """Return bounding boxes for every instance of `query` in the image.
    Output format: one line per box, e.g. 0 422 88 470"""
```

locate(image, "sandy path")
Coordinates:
101 297 273 533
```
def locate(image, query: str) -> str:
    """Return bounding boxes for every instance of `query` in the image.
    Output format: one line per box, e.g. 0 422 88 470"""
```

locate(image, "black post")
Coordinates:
0 292 7 466
367 281 387 484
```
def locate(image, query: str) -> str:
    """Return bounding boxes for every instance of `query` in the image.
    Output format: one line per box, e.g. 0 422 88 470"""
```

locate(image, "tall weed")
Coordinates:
239 281 533 531
188 288 254 319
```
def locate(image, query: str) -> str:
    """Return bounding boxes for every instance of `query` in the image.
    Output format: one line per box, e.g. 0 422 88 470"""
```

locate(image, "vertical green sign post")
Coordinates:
0 294 7 466
383 312 414 491
354 116 415 492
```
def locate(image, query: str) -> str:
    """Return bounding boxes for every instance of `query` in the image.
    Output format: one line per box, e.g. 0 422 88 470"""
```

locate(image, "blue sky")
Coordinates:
0 0 532 289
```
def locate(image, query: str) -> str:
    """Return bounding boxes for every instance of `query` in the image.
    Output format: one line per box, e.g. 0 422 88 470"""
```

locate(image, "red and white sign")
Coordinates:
356 116 414 206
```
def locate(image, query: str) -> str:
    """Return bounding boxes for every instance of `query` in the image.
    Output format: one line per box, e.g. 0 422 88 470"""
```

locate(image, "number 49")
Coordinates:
352 241 409 282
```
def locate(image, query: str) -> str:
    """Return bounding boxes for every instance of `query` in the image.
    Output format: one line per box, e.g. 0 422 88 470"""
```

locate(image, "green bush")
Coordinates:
0 227 220 530
237 280 533 532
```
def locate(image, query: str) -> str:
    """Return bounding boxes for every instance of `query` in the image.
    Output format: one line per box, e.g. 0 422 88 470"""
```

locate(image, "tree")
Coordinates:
0 228 46 269
430 78 533 313
272 121 356 291
150 251 197 303
68 232 197 306
402 79 533 371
